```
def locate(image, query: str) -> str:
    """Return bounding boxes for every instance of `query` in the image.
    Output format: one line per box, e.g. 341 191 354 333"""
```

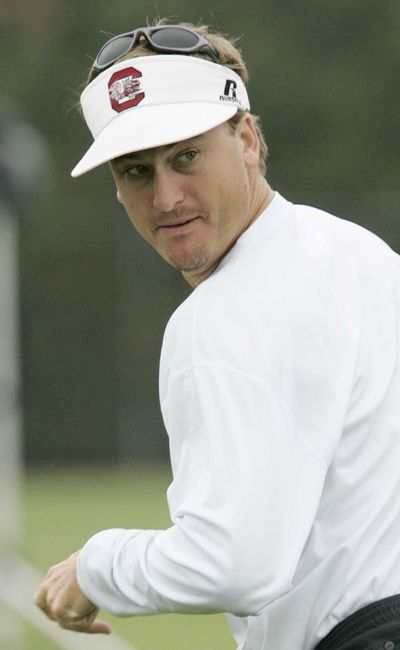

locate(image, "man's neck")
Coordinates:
248 178 274 229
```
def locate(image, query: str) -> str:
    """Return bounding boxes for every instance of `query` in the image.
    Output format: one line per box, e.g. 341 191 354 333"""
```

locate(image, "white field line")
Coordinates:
0 552 138 650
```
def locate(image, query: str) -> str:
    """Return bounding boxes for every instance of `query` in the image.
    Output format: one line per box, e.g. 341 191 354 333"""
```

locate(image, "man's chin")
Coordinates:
166 252 210 274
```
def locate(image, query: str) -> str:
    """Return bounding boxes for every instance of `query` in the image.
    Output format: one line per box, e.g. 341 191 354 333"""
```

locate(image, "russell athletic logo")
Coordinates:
220 79 238 103
108 67 145 112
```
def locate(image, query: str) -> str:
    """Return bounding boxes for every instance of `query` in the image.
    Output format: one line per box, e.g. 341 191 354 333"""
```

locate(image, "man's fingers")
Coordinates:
58 616 112 635
53 604 112 635
33 586 55 621
85 619 112 635
41 606 56 622
33 585 46 609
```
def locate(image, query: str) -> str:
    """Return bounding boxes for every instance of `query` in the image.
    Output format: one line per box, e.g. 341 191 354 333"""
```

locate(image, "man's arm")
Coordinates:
33 363 336 629
74 366 328 618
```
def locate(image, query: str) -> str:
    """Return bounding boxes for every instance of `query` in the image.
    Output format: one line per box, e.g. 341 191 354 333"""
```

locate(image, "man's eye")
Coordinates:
124 165 148 177
177 150 197 164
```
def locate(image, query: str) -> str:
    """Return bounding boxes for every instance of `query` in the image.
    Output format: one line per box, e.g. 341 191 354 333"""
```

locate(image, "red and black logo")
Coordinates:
108 67 145 113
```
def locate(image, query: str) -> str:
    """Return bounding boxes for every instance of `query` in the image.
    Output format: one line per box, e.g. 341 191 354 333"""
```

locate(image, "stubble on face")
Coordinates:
152 203 241 282
167 248 210 273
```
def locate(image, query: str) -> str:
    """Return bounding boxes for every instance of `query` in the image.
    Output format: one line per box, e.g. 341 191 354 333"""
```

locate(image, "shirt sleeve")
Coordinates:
77 363 328 617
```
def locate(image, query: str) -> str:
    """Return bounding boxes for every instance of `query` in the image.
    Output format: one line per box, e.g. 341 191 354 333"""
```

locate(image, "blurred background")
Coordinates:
0 1 399 648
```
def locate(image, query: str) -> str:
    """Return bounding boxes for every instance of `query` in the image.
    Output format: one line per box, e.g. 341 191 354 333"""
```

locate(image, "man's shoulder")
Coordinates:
294 200 396 256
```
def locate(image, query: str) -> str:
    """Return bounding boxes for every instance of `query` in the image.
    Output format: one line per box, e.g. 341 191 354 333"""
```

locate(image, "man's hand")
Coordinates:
34 551 112 635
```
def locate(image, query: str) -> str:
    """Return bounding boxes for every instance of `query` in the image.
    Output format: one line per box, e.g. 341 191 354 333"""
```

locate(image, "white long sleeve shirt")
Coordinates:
77 193 400 650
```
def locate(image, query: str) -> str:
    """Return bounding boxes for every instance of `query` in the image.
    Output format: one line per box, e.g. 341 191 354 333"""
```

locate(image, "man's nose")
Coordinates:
152 170 185 213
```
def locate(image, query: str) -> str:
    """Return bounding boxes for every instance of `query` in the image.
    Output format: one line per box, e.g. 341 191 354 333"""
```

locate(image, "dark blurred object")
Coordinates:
0 97 49 213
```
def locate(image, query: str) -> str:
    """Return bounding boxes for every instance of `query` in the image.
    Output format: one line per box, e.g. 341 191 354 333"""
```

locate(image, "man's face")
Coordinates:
111 115 261 286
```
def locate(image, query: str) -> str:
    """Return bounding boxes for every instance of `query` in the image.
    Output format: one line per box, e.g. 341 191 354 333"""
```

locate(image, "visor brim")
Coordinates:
71 102 239 177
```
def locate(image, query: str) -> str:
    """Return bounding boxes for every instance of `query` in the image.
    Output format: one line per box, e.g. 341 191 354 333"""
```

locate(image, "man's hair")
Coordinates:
87 20 268 175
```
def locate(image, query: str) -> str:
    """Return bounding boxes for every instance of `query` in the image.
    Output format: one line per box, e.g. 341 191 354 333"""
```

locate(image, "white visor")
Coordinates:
71 55 250 177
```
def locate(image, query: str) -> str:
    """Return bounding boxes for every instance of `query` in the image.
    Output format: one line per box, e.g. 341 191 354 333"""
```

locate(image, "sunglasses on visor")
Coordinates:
91 25 221 76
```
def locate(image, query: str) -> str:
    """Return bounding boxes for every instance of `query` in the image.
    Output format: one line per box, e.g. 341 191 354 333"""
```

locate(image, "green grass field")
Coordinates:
19 463 236 650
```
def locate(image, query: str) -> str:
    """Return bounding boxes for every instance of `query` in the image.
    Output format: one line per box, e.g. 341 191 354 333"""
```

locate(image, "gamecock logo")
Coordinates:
108 67 145 112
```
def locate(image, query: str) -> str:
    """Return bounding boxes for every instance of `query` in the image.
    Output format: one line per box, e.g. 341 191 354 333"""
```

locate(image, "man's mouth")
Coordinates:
157 216 200 232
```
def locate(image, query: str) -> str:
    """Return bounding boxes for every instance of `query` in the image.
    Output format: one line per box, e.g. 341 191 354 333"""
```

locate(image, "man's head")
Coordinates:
72 21 272 286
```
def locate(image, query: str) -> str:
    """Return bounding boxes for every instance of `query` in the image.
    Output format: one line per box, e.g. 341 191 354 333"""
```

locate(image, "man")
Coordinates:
35 22 400 650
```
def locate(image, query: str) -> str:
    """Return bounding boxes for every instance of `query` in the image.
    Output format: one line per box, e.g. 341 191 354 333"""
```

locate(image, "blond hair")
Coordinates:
87 20 268 175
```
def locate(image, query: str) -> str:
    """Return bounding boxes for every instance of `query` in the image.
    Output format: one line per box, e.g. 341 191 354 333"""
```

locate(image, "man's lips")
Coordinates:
156 216 201 232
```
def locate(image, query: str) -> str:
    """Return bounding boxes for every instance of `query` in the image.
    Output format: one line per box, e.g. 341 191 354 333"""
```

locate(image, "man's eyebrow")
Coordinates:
112 152 145 164
113 135 206 165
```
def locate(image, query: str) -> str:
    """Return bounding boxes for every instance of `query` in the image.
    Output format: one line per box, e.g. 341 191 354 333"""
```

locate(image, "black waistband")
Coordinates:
315 595 400 650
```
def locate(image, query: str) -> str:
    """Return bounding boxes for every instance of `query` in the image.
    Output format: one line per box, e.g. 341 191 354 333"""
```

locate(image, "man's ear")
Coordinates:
239 114 260 169
109 162 123 203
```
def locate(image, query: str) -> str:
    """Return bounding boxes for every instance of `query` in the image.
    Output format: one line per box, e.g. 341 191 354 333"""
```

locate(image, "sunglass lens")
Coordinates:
151 27 199 49
97 35 133 67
